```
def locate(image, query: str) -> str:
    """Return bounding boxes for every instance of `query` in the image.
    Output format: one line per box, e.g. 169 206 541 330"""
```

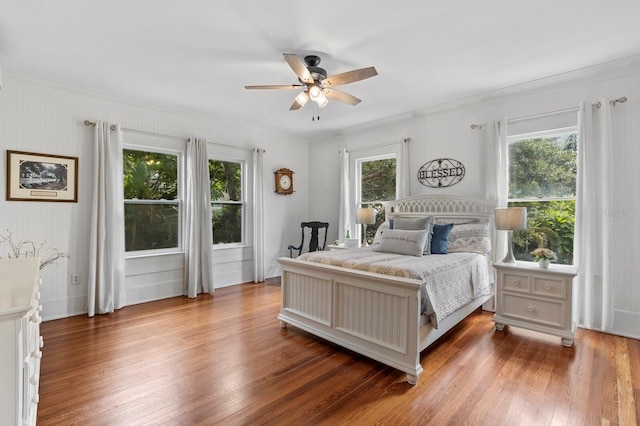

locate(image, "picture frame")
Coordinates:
6 150 78 202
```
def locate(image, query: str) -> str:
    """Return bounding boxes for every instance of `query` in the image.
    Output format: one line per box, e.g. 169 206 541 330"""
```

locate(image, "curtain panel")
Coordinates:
576 100 615 331
339 149 351 240
184 138 215 297
253 148 265 282
88 122 126 316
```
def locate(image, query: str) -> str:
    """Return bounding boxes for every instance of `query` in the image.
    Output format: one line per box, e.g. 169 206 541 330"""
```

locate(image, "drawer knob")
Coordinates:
512 280 520 286
545 284 551 290
527 305 535 312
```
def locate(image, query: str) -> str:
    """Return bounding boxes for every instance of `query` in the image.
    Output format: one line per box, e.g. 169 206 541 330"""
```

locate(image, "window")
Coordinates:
123 148 180 252
507 128 577 264
357 155 396 244
209 159 244 245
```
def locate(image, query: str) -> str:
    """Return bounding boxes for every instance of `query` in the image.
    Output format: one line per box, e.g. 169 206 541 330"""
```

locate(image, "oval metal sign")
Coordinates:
417 158 465 188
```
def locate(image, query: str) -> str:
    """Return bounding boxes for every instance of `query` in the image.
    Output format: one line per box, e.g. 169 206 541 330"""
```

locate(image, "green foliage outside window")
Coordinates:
511 200 575 264
508 132 577 264
360 157 396 244
123 149 179 251
209 159 243 244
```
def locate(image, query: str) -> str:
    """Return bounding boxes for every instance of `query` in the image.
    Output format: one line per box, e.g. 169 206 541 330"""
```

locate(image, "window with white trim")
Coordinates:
356 154 396 244
209 158 244 245
123 148 181 252
507 126 578 264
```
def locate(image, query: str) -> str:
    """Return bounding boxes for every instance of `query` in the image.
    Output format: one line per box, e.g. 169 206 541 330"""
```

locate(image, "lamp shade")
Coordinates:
356 207 376 225
294 91 309 107
494 207 527 230
309 85 322 101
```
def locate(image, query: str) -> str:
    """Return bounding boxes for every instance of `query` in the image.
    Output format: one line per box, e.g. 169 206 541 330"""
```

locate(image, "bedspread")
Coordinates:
297 248 493 328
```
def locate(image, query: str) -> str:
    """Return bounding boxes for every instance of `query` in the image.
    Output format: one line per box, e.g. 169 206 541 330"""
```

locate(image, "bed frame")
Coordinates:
277 195 497 385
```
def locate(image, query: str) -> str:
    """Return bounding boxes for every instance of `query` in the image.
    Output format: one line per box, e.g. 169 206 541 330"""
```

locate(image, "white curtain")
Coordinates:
88 122 126 316
252 148 265 282
184 138 214 298
338 149 351 240
397 138 411 198
492 120 509 262
575 101 614 331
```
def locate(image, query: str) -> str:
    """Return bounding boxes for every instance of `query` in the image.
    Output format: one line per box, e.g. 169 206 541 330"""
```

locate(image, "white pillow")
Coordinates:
372 221 390 245
372 229 428 257
447 223 492 254
391 216 435 254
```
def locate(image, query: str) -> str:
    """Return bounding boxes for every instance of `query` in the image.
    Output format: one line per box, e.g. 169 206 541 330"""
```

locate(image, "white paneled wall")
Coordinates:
0 73 308 320
309 58 640 339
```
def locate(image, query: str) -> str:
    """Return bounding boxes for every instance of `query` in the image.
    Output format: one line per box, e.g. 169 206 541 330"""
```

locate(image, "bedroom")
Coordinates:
0 1 639 424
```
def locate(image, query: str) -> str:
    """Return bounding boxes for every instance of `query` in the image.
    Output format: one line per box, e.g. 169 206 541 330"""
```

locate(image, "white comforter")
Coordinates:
298 247 493 328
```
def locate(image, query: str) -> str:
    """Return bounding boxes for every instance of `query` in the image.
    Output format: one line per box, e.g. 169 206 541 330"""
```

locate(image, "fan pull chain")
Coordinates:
311 103 320 122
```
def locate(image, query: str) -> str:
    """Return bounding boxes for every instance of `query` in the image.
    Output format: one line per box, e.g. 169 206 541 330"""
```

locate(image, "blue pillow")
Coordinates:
431 223 454 254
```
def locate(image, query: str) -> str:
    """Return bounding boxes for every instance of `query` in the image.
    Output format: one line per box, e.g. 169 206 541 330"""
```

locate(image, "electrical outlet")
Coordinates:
71 274 80 285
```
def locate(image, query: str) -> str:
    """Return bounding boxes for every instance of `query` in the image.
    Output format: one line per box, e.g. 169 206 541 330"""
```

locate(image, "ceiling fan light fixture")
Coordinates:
295 91 309 107
316 94 329 108
308 85 322 101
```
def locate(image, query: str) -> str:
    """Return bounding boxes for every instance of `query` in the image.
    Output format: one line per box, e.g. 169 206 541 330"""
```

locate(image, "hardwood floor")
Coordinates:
38 278 639 426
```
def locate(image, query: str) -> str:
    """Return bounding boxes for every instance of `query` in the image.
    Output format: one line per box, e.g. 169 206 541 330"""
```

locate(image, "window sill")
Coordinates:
212 244 251 251
125 250 184 260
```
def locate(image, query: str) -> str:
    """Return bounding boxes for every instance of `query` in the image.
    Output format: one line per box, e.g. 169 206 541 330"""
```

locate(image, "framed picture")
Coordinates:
6 150 78 202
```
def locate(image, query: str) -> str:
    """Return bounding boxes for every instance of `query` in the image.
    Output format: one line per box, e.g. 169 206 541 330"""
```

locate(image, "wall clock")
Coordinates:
274 168 294 195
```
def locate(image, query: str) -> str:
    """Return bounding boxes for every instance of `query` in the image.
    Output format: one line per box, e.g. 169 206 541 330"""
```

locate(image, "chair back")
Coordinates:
288 221 329 257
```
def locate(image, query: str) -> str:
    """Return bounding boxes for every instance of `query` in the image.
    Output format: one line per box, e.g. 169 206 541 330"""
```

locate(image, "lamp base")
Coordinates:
361 224 369 247
500 231 517 264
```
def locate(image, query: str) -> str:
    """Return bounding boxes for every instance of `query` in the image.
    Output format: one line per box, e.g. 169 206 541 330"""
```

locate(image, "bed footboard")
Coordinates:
277 257 424 384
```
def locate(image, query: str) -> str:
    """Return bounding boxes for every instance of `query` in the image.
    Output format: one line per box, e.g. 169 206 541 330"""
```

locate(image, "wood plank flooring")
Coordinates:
38 278 639 425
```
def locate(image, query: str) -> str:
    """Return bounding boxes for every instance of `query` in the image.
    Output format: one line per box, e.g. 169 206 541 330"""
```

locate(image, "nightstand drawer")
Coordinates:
532 276 566 299
502 294 565 328
502 272 530 293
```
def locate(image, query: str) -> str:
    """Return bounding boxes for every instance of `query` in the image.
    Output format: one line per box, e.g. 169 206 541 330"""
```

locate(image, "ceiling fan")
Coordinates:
245 53 378 111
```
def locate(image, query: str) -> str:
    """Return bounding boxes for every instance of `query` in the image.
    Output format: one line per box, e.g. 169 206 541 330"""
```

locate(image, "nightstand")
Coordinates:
493 262 578 347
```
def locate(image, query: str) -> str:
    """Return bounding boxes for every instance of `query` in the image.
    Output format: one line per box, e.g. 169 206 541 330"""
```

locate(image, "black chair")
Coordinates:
288 221 329 258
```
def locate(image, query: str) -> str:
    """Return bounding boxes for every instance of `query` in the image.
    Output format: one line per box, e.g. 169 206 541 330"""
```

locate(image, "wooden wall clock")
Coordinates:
274 168 294 195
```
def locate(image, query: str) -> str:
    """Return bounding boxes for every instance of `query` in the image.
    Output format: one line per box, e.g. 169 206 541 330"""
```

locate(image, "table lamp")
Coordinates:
356 207 376 247
494 207 527 264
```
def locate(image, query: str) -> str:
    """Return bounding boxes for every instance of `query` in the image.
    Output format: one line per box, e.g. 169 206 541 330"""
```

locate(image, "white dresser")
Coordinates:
0 257 42 426
493 262 578 347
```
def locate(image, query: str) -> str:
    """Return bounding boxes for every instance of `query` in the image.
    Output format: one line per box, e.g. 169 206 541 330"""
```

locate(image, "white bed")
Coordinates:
277 195 497 385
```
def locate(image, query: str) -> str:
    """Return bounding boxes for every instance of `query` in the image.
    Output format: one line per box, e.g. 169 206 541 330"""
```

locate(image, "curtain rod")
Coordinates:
83 120 254 152
507 106 580 124
84 120 186 142
593 96 628 108
507 96 628 124
340 137 410 154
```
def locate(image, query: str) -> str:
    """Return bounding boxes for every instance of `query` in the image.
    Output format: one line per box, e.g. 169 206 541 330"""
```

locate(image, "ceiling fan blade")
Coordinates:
321 66 378 88
322 88 361 106
289 99 304 111
244 84 304 90
283 53 314 84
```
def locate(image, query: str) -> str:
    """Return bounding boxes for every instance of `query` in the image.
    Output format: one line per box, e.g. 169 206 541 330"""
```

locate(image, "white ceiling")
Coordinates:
3 0 640 138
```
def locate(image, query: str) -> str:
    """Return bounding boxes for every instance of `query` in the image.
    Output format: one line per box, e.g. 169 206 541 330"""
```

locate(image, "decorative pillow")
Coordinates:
447 223 492 254
372 229 428 257
391 216 435 254
430 223 454 254
392 216 434 230
372 221 390 245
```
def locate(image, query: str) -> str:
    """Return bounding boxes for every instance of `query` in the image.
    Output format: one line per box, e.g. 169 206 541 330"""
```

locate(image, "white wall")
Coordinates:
0 73 308 320
309 56 640 338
